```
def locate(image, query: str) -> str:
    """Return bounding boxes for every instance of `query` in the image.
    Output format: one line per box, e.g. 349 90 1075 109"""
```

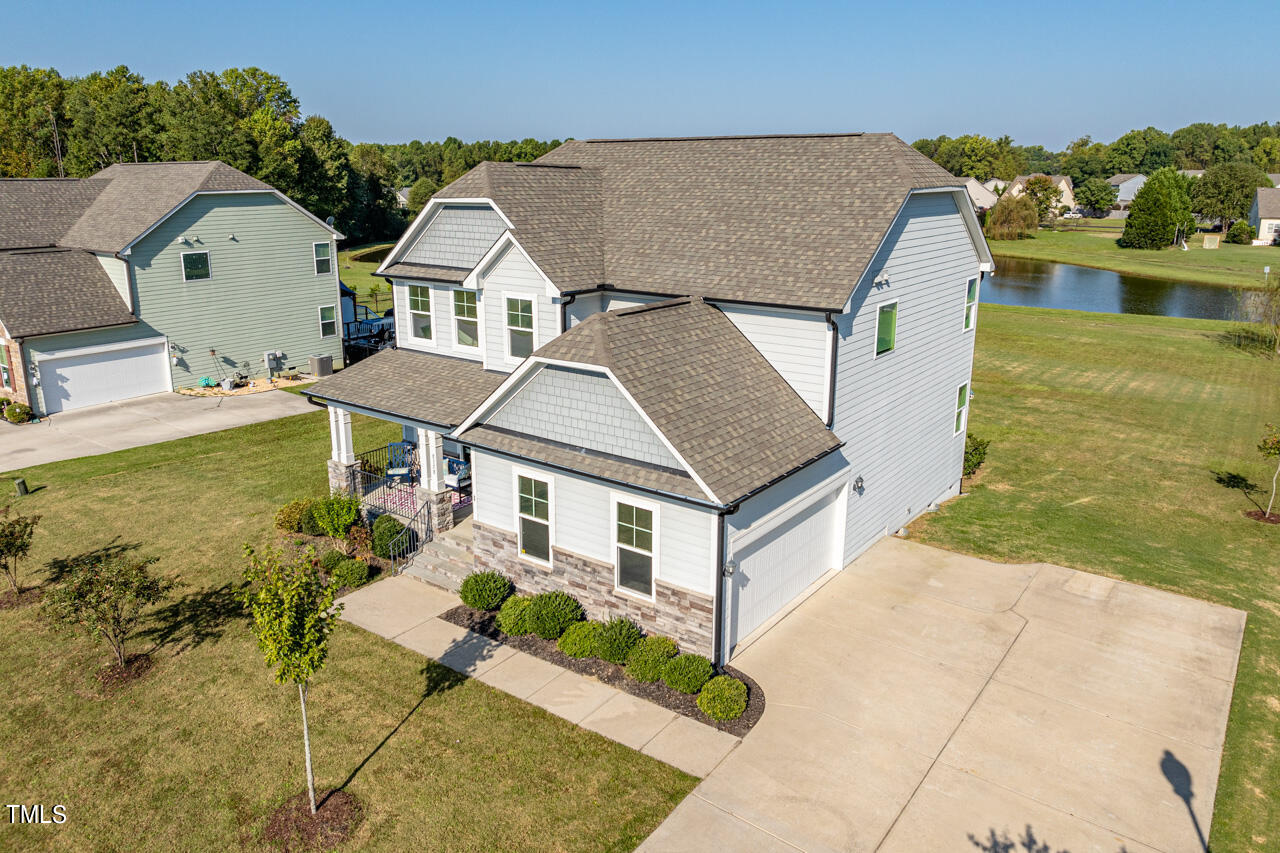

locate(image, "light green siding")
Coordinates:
127 193 342 384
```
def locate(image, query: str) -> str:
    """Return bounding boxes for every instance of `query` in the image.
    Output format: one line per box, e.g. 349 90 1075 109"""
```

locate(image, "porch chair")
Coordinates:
386 441 417 484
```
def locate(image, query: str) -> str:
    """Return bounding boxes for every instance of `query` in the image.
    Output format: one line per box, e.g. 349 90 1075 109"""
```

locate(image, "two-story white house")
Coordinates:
307 133 994 664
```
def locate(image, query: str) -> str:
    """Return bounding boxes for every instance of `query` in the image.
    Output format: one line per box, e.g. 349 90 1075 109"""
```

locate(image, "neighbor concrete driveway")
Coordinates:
0 390 316 471
642 537 1246 853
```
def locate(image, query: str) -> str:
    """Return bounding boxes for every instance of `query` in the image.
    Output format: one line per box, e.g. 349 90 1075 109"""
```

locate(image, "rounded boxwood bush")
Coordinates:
497 595 533 636
371 513 406 559
697 675 748 721
594 616 643 665
557 620 603 658
332 558 370 589
625 635 679 682
459 571 513 611
661 653 714 694
4 402 33 424
526 591 585 640
319 548 346 572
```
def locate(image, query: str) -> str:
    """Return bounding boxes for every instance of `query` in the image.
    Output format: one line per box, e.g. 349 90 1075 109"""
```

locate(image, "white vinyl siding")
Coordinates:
478 243 559 370
473 450 717 595
719 304 830 418
95 253 132 311
833 191 981 563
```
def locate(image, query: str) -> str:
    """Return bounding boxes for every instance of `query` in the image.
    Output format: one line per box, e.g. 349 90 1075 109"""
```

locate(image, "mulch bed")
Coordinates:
96 653 154 692
0 587 42 610
1246 510 1280 524
441 604 765 738
262 790 363 852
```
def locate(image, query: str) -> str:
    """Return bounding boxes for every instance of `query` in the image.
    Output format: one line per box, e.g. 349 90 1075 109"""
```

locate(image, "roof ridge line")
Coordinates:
581 132 877 143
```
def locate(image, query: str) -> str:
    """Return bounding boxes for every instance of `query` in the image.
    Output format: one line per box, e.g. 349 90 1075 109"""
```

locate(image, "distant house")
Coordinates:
959 177 998 211
981 177 1009 195
0 162 343 415
1107 174 1147 206
1178 169 1205 179
1249 187 1280 245
1003 174 1076 210
1270 174 1280 188
396 187 412 209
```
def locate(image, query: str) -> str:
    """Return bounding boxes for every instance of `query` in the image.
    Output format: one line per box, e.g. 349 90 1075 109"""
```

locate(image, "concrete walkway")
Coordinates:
640 537 1247 853
0 390 316 471
337 575 740 778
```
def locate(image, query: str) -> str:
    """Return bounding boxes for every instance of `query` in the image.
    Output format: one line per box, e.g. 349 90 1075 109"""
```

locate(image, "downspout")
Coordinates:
560 292 577 331
824 311 840 428
711 502 740 668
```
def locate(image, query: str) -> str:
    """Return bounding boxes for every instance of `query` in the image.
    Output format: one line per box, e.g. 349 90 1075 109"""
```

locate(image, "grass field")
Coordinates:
0 413 694 851
988 228 1279 289
339 242 396 313
911 305 1280 852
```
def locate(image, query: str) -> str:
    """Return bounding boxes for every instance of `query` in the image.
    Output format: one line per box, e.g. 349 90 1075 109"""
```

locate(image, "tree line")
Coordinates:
912 123 1280 185
0 65 561 245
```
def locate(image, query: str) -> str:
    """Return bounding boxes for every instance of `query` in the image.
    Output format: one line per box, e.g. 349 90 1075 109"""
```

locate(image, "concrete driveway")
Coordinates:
642 537 1246 853
0 390 316 471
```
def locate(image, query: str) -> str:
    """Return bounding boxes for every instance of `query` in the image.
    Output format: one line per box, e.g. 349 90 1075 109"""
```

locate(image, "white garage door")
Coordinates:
726 485 843 656
37 339 170 414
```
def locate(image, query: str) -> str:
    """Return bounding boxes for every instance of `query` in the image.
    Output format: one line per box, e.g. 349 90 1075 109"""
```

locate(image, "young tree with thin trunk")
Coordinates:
0 505 40 596
42 554 170 666
1261 424 1280 519
240 547 342 815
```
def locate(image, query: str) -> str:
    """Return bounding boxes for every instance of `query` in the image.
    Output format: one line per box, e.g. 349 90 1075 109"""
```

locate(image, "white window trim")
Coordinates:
452 289 480 350
407 284 435 344
180 250 211 282
504 295 536 362
872 299 899 359
512 467 554 567
954 381 970 436
313 241 332 276
963 277 980 332
318 304 338 339
611 492 660 602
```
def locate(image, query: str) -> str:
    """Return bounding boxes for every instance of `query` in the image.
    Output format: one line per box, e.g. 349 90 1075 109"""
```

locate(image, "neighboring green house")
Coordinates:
0 161 344 415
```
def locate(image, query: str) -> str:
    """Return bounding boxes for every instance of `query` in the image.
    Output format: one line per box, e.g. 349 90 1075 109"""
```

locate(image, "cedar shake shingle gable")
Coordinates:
497 297 843 504
425 133 967 311
0 249 135 338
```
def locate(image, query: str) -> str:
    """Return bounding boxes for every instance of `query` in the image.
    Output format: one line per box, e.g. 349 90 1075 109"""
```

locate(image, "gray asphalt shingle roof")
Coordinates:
425 133 964 311
468 296 842 505
0 248 136 338
379 262 470 283
0 179 108 250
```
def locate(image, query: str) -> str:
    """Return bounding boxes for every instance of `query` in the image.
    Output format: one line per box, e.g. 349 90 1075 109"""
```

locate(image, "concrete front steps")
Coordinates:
402 516 475 591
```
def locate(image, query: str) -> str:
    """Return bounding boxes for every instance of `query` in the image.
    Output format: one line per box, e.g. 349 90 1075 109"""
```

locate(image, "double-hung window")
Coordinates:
955 382 970 435
181 251 211 282
319 305 337 338
313 242 332 275
517 474 551 562
453 291 479 348
408 285 432 340
875 301 898 356
0 344 10 388
615 500 656 597
506 297 534 359
963 278 979 331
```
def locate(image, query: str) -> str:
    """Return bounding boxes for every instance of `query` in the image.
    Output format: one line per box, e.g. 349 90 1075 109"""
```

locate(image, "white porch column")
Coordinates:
418 428 443 492
330 406 354 464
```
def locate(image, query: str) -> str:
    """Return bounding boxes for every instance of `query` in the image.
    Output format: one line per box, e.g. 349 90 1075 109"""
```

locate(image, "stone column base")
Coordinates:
417 487 455 533
327 459 360 494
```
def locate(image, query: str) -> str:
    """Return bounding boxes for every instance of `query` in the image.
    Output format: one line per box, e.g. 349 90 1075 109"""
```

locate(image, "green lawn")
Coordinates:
911 304 1280 853
0 412 694 851
339 243 396 313
989 228 1280 288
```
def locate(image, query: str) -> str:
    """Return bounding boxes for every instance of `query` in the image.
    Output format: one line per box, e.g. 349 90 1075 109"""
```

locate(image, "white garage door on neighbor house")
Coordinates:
36 338 170 413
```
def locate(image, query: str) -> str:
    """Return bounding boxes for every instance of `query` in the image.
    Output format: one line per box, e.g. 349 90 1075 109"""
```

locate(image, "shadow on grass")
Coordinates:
43 539 142 585
1211 470 1265 513
1208 325 1277 358
138 581 247 656
322 659 467 807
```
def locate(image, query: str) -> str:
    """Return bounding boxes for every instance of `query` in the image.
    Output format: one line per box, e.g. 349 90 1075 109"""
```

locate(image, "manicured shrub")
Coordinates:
1225 219 1256 244
331 558 370 589
696 675 748 721
4 402 33 424
274 499 312 533
496 595 533 636
661 653 714 694
371 513 406 559
625 635 679 682
963 433 990 478
459 571 512 611
526 590 585 640
595 616 643 665
345 524 373 558
318 549 346 572
312 493 362 538
557 620 603 658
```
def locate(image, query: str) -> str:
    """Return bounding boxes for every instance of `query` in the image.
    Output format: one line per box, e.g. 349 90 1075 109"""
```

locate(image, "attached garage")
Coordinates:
724 481 845 657
36 337 170 414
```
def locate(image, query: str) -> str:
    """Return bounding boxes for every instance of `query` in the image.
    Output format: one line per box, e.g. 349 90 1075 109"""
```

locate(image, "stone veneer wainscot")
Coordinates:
472 520 715 658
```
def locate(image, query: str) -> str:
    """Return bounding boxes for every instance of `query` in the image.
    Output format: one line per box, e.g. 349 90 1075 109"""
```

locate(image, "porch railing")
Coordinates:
389 500 434 575
356 442 419 483
351 468 419 518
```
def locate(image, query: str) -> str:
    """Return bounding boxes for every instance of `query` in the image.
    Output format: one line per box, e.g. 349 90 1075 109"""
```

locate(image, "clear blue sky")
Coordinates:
1 0 1272 150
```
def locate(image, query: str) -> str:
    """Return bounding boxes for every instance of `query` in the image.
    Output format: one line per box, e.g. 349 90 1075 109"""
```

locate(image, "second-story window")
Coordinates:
453 290 478 348
313 242 332 275
506 297 534 359
181 251 211 282
963 278 979 331
408 285 432 340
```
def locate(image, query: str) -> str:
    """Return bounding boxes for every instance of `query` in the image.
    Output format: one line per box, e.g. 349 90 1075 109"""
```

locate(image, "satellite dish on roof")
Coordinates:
325 215 335 227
